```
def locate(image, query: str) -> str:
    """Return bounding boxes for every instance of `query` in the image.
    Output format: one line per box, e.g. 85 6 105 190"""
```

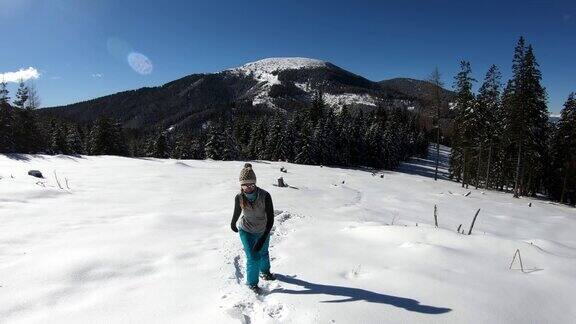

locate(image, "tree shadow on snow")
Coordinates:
395 161 450 180
250 160 272 165
510 267 544 274
272 274 452 314
3 153 45 161
394 145 452 181
54 154 85 162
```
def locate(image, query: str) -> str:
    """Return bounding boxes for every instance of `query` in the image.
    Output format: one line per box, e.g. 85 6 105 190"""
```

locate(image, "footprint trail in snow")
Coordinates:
219 210 303 323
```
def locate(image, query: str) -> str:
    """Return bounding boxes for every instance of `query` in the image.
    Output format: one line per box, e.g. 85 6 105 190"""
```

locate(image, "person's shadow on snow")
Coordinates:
271 274 452 314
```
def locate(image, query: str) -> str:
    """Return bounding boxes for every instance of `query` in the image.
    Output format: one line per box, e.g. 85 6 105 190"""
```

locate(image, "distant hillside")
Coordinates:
42 58 454 132
378 78 456 104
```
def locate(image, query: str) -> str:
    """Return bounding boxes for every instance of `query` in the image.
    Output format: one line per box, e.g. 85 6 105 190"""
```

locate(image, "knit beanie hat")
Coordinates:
239 163 257 185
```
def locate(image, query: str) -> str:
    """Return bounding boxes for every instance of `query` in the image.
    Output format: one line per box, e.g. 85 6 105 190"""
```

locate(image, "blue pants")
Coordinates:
239 229 271 286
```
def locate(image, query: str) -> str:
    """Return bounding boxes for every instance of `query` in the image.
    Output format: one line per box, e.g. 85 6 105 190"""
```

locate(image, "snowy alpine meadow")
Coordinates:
1 147 575 324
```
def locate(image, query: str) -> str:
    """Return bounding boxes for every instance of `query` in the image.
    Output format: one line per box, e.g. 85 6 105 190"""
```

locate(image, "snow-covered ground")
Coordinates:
1 147 575 323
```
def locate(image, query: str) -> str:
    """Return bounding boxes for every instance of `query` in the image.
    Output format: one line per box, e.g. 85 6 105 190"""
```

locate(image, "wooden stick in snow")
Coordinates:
509 249 525 273
54 171 63 189
434 204 438 228
467 208 481 235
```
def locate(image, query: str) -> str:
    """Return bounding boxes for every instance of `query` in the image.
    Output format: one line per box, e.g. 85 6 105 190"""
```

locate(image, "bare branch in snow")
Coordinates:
54 170 63 189
467 208 481 235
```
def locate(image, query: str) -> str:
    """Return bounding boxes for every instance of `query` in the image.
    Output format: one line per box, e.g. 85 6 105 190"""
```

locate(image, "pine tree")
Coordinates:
273 114 290 161
152 132 170 158
336 106 353 165
505 38 549 197
49 120 67 154
65 125 84 154
191 133 207 160
384 110 407 168
144 135 156 157
222 121 239 161
0 81 8 103
13 80 29 109
111 121 128 156
310 120 324 164
275 125 290 162
508 38 527 196
476 65 503 189
89 118 106 155
350 110 366 165
551 93 576 204
13 80 40 153
320 109 338 165
428 67 444 180
284 113 302 162
233 115 251 159
89 117 128 156
170 134 188 159
364 118 384 167
294 120 314 165
451 61 477 187
26 83 41 110
0 81 14 153
520 45 550 196
498 80 516 191
264 113 287 161
309 90 325 126
204 122 225 160
249 119 268 160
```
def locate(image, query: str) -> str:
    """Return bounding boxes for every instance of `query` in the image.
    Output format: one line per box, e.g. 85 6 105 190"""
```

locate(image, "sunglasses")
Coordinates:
241 184 256 189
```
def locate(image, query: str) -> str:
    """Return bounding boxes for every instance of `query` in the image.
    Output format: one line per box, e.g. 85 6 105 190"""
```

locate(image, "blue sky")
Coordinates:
0 0 574 113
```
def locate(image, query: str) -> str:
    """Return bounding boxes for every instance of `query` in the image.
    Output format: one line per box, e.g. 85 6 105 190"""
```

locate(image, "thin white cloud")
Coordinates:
91 73 103 78
0 67 40 83
50 76 62 80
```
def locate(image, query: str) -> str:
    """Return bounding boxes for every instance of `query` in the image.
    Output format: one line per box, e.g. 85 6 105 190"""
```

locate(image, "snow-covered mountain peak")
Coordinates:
225 57 383 109
225 57 330 107
232 57 328 74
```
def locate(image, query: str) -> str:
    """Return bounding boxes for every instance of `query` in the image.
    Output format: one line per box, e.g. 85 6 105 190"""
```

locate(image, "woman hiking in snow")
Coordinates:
230 163 276 293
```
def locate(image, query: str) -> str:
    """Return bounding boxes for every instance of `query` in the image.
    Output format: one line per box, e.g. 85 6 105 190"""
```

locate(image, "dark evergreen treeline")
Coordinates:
1 79 428 171
139 91 429 169
0 80 43 153
448 37 576 205
0 80 127 156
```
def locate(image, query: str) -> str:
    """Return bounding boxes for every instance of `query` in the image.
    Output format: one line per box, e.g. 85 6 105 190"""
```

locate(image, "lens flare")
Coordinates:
127 52 153 75
107 37 132 60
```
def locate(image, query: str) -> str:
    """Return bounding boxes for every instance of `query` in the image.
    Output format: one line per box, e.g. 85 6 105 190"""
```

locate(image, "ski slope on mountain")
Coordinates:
1 147 575 323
